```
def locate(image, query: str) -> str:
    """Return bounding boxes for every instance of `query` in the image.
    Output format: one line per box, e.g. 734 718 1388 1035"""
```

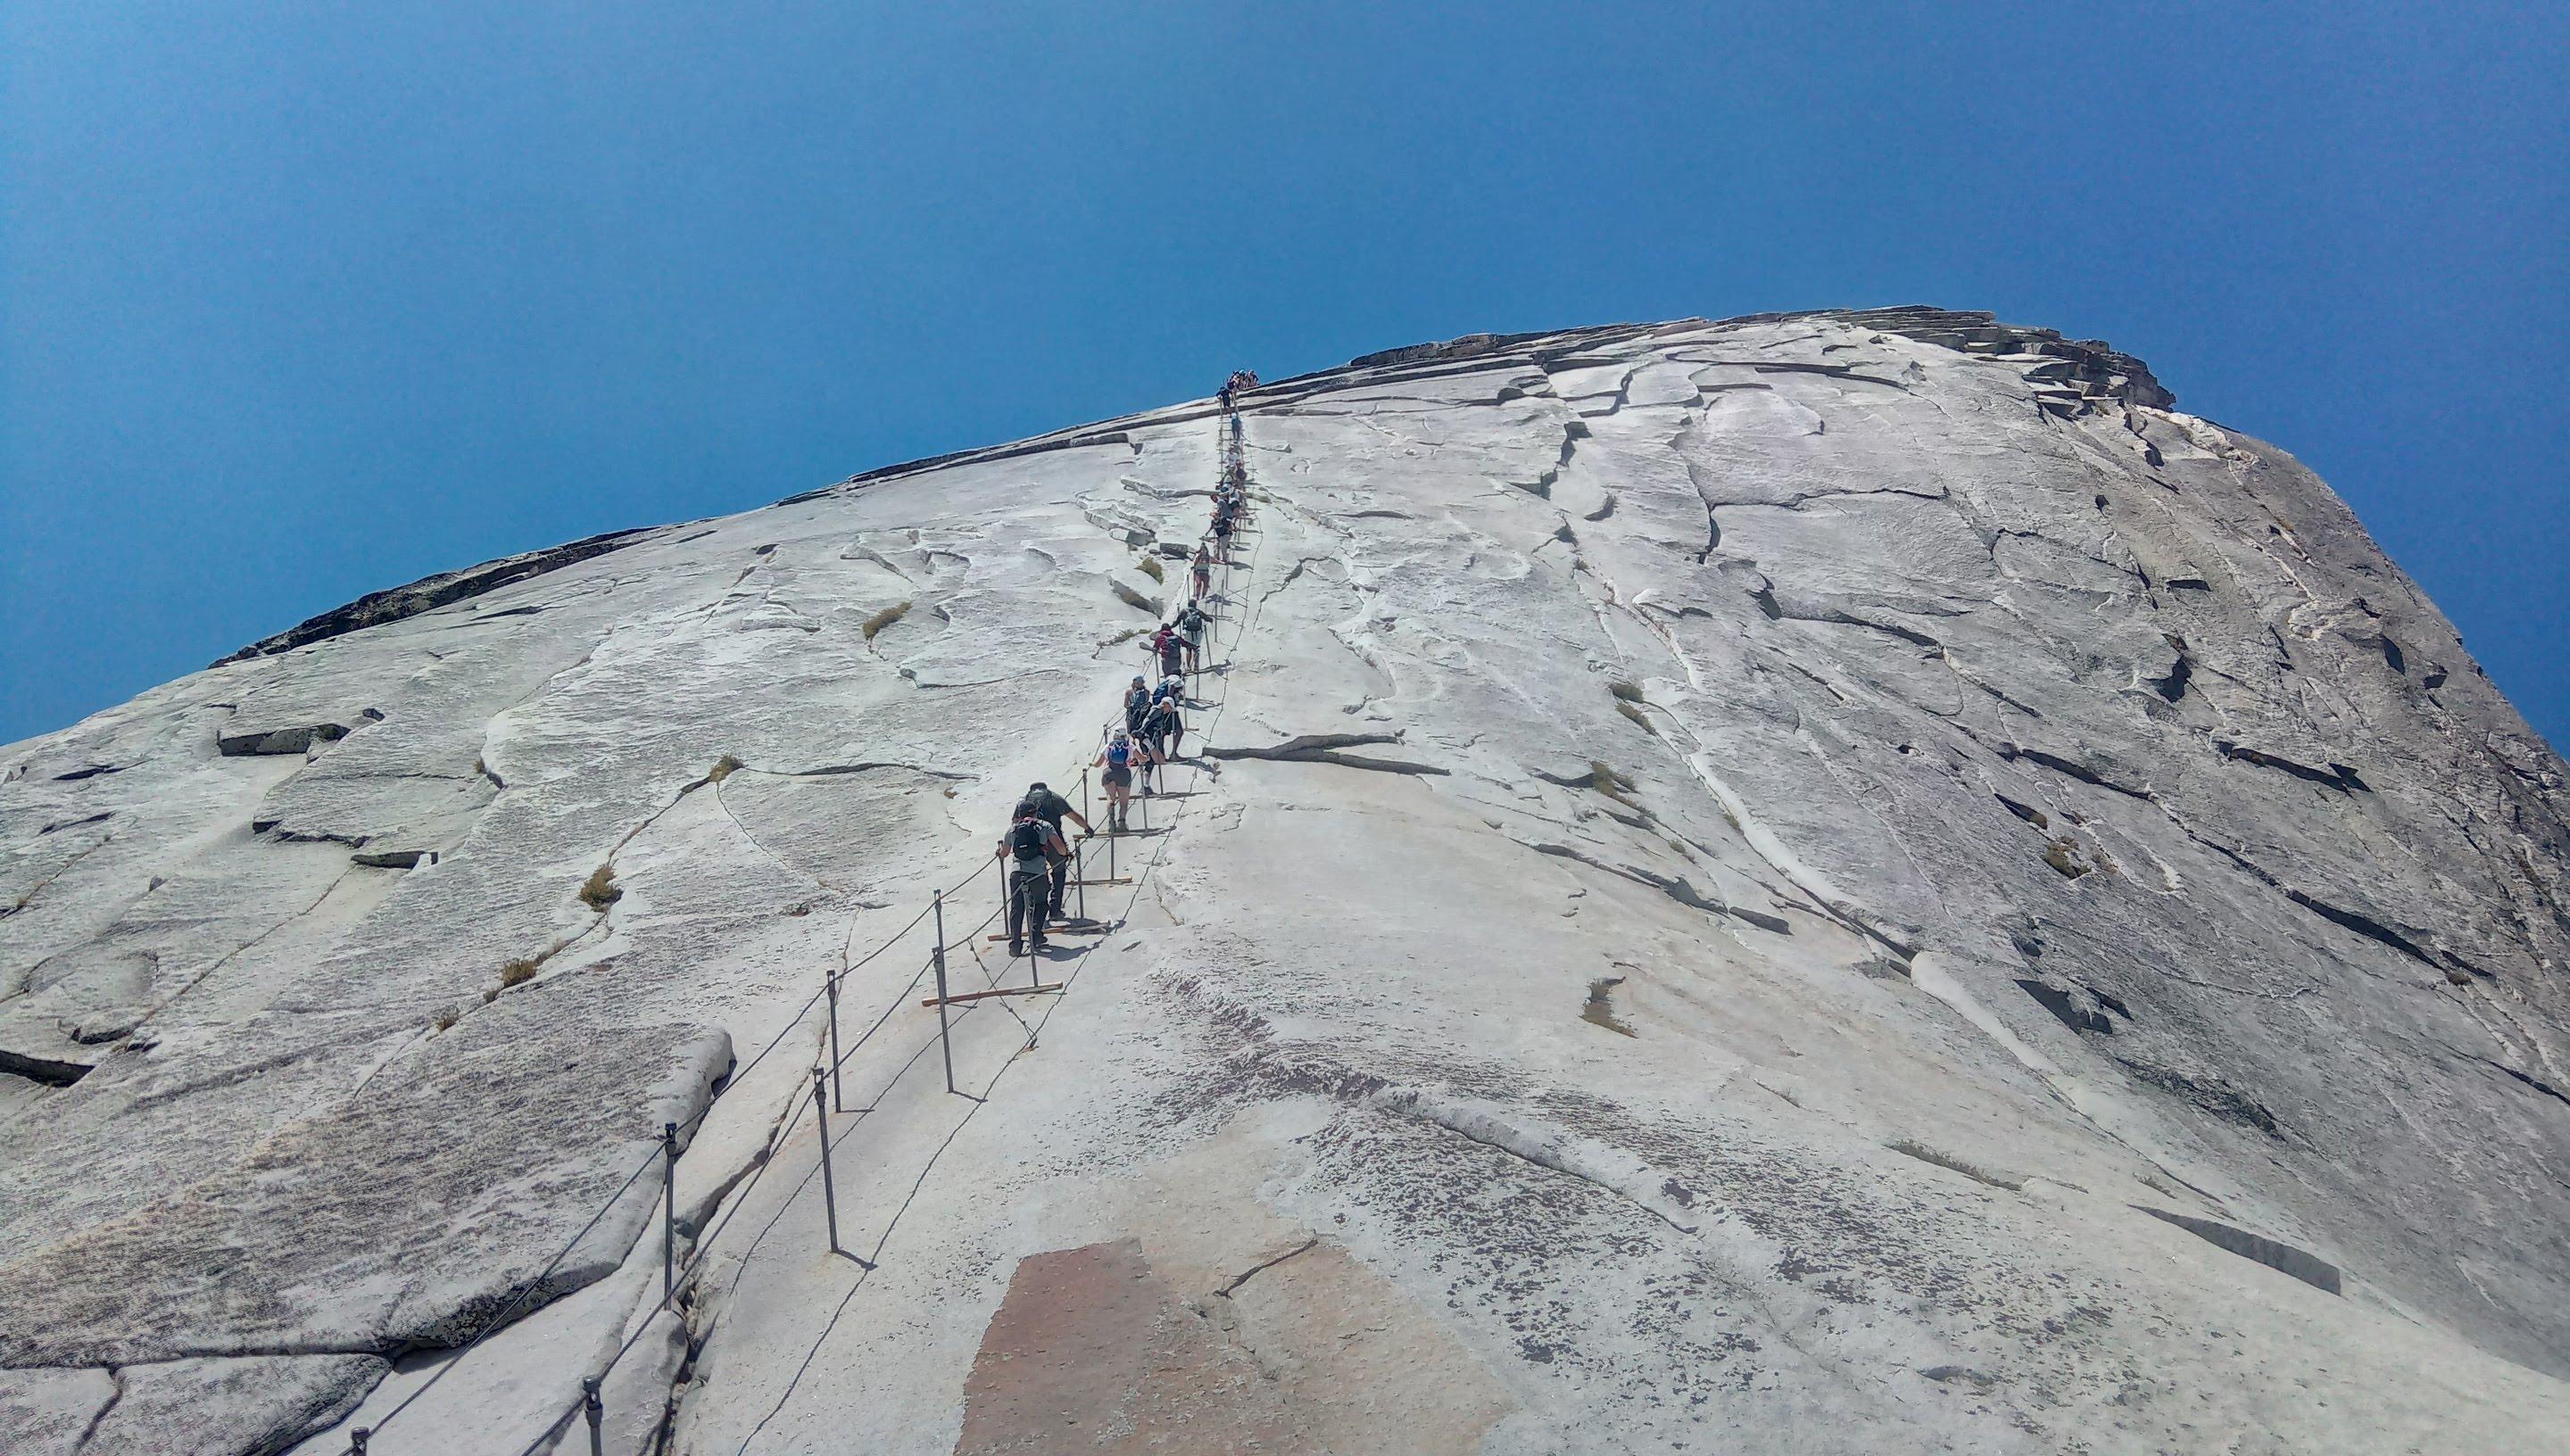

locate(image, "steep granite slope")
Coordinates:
4 309 2566 1454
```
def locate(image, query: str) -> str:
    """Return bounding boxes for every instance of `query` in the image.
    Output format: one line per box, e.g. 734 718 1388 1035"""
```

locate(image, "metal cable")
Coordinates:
444 405 1259 1456
362 1139 662 1435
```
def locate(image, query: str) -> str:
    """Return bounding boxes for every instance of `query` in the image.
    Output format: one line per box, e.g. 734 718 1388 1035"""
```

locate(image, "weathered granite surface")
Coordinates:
4 308 2566 1453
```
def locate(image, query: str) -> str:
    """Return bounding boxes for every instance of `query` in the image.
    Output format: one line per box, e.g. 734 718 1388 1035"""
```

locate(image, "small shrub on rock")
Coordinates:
578 865 622 911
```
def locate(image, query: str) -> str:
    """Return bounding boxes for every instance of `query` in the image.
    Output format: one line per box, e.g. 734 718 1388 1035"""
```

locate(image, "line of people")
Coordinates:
994 399 1255 957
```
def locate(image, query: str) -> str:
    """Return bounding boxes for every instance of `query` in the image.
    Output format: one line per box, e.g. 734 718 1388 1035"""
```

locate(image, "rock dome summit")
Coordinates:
4 307 2566 1454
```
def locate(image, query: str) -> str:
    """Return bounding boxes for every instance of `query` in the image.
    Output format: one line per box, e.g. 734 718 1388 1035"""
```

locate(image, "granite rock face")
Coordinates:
4 308 2566 1454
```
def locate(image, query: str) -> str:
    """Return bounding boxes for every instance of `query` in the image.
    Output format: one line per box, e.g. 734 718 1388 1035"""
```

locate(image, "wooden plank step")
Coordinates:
923 983 1064 1007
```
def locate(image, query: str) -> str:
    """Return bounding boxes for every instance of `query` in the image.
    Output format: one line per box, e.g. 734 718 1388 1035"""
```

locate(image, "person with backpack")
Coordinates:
1016 781 1090 921
1135 708 1172 797
1152 622 1186 681
1124 674 1153 738
1153 676 1189 757
1177 600 1208 673
1141 691 1184 772
994 803 1070 956
1093 727 1140 831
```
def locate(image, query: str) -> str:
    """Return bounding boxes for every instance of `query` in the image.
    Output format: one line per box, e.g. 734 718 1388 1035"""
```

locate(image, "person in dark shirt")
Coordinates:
1141 695 1183 776
1177 600 1208 672
994 806 1069 956
1013 780 1090 921
1124 674 1153 737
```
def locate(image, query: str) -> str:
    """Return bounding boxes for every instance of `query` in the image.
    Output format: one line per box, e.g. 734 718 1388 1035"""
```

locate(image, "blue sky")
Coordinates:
4 3 2563 747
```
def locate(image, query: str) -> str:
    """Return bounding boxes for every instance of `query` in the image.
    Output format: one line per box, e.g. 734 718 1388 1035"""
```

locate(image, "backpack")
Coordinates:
1009 818 1048 862
1107 740 1132 768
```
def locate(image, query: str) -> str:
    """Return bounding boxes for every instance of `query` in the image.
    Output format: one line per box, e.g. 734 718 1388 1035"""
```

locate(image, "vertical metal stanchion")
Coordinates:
825 971 844 1113
1077 769 1090 922
582 1377 605 1456
660 1121 678 1299
812 1066 841 1254
348 1431 369 1455
932 891 956 1095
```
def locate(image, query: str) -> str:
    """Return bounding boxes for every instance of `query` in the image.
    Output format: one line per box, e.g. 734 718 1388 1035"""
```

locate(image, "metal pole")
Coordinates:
349 1431 369 1455
933 891 956 1095
583 1377 605 1456
825 971 844 1113
1077 769 1090 922
812 1066 841 1254
661 1121 678 1299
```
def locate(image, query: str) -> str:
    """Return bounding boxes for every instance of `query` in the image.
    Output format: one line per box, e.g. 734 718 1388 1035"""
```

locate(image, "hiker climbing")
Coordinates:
1154 675 1189 757
1136 691 1182 795
1016 780 1090 922
995 801 1071 956
1190 542 1214 600
1094 728 1140 831
1124 674 1153 738
1151 620 1186 680
1178 599 1208 673
1141 685 1184 772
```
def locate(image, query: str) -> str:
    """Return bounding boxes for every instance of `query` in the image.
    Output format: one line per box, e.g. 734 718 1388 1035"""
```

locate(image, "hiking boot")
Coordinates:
1030 937 1049 952
1008 940 1024 957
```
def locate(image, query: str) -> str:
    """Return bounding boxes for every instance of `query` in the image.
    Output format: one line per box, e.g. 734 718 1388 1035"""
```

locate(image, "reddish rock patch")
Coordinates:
955 1238 1309 1454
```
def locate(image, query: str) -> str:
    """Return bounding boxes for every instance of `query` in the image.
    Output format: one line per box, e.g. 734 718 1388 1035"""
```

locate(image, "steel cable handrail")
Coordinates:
375 403 1259 1455
717 409 1270 1449
359 1141 663 1436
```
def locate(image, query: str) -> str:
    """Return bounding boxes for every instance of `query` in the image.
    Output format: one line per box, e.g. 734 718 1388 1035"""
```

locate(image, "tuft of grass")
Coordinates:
1136 554 1165 583
431 1005 462 1031
1606 681 1654 732
706 754 743 783
1886 1138 2024 1192
578 865 623 911
860 600 914 641
1587 760 1640 808
2042 839 2092 879
1581 977 1638 1038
